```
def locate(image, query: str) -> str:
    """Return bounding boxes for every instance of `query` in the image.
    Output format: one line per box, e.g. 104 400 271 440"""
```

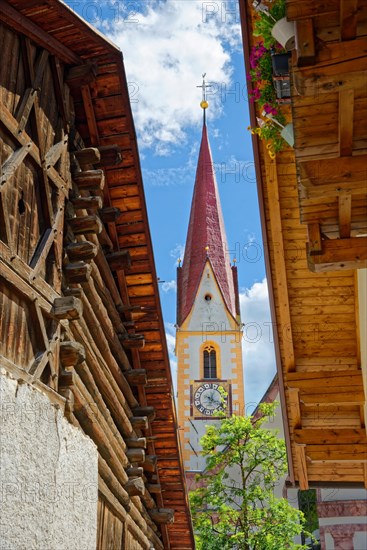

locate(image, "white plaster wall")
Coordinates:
186 263 236 332
0 371 98 550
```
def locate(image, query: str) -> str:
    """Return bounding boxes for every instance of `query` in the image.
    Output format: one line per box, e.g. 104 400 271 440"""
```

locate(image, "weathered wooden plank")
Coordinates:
306 444 367 461
288 387 302 428
294 428 367 444
265 157 295 372
339 88 354 157
307 223 322 254
340 0 358 40
295 444 308 489
295 19 315 67
0 143 32 187
308 237 367 271
287 370 362 382
0 1 80 64
286 0 339 20
81 84 99 146
44 135 68 170
338 193 352 238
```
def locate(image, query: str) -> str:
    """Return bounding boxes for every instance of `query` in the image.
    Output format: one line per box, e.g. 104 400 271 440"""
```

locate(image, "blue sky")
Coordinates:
66 0 276 409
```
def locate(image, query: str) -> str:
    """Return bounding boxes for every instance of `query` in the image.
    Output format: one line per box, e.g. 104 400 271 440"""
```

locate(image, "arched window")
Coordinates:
203 346 217 379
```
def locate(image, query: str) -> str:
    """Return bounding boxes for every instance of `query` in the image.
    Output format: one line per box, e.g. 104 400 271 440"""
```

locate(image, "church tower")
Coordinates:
176 96 244 474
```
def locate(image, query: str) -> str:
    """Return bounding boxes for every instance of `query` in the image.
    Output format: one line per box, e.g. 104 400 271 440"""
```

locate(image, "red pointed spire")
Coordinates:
178 122 237 324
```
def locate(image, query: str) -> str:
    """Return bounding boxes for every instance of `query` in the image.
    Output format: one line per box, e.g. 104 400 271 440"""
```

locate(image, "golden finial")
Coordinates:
178 258 182 267
197 74 211 119
233 257 237 265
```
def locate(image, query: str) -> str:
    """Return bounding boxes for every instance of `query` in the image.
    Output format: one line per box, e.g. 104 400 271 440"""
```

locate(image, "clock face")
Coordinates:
194 382 227 416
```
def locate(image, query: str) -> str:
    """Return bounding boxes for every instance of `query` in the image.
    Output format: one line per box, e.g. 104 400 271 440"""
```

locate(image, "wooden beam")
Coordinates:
149 509 174 525
286 0 339 20
295 19 315 67
0 143 32 187
71 195 103 210
81 84 99 146
126 448 145 463
141 455 157 473
68 215 103 235
121 334 145 350
294 428 367 445
339 88 354 157
300 390 365 405
65 64 98 88
307 223 322 255
308 237 367 272
0 0 81 64
99 206 121 223
98 144 123 167
98 456 131 511
73 147 101 166
126 438 147 449
60 341 86 368
295 66 367 96
130 416 149 430
126 466 144 478
299 156 367 196
264 157 295 372
288 387 302 428
287 369 363 385
340 0 358 40
64 261 92 284
125 478 145 497
125 369 148 386
306 444 367 461
132 406 156 421
65 241 98 262
295 444 308 490
106 250 132 271
338 193 352 238
52 296 83 320
73 169 105 191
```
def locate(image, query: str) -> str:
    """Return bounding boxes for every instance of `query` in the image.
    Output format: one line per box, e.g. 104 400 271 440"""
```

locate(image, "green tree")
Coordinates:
190 404 309 550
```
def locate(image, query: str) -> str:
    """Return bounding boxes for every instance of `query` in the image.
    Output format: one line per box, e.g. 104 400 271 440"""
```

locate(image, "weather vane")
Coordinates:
197 73 211 121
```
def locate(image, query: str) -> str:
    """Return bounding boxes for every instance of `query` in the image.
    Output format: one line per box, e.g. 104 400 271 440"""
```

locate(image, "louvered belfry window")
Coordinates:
203 346 217 379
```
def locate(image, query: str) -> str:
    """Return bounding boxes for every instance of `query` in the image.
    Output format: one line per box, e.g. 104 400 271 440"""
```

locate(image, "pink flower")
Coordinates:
263 103 278 115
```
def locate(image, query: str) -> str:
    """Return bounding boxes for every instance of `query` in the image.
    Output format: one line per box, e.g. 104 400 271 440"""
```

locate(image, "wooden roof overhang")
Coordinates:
239 0 367 490
0 1 194 546
287 0 367 272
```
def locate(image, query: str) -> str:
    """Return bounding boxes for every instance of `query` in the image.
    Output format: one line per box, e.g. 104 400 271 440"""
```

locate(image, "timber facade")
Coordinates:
240 0 367 494
0 1 194 549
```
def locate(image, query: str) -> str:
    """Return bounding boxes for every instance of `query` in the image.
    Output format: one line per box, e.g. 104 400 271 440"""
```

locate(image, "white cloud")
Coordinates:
165 322 178 396
161 279 177 293
170 243 185 263
239 278 277 413
105 0 242 154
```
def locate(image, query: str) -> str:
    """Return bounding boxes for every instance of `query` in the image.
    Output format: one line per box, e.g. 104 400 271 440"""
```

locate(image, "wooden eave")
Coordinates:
287 0 367 272
239 0 367 490
1 1 194 546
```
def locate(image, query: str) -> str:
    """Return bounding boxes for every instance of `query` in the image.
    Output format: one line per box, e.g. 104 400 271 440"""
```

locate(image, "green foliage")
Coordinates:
190 404 309 550
253 0 286 49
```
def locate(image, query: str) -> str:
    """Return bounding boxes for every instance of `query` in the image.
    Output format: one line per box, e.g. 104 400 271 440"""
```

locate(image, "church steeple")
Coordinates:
177 121 238 324
175 84 244 474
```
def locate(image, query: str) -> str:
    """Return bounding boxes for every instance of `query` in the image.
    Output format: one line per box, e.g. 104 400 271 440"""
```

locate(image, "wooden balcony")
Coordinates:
287 0 367 272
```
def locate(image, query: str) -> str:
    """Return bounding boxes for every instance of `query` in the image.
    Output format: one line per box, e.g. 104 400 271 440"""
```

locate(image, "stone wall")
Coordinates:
0 370 98 550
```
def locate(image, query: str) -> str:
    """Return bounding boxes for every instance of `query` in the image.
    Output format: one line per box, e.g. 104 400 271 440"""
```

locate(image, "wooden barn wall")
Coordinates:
0 17 179 550
240 0 367 488
260 149 365 484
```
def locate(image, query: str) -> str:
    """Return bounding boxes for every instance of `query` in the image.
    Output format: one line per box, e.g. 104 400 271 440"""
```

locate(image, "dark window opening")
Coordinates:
203 347 217 379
